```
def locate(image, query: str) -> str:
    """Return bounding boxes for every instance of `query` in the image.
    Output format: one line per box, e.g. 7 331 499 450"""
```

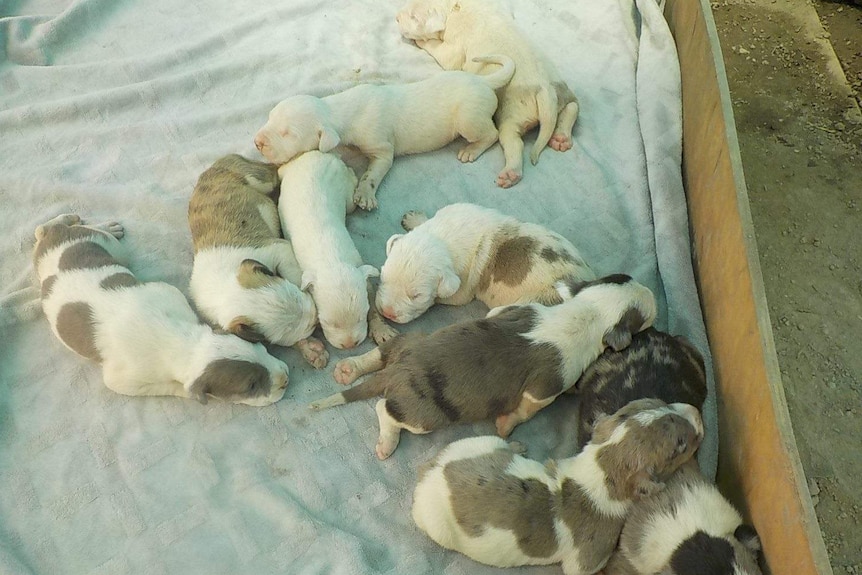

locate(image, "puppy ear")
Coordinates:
360 264 379 279
437 269 461 298
603 323 633 352
226 316 268 343
300 270 315 292
385 234 404 255
734 524 762 554
318 125 341 153
554 277 586 302
189 359 270 404
237 259 278 289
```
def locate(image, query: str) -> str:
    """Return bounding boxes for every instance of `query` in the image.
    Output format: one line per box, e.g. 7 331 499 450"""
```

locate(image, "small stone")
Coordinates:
739 47 750 54
808 159 817 167
813 238 821 247
811 494 820 507
830 264 837 270
807 477 820 496
799 236 807 244
836 122 846 132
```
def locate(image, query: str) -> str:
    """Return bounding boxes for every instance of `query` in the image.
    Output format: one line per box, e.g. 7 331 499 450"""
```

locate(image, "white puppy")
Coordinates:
255 54 514 210
277 151 396 349
34 214 289 406
377 203 594 324
397 0 580 188
188 154 326 368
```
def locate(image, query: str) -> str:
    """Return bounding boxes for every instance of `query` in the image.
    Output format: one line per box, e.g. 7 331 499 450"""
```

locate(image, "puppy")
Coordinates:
575 327 708 449
604 461 763 575
377 203 595 324
397 0 580 188
310 275 656 459
33 214 289 405
255 54 515 210
412 399 704 574
188 154 327 368
277 151 396 349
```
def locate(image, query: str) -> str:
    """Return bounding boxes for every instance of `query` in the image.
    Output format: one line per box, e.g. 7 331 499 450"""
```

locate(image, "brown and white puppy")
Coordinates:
397 0 580 188
604 461 763 575
310 275 656 459
188 154 327 368
575 327 708 449
254 54 515 210
377 203 595 324
34 214 289 405
412 399 704 574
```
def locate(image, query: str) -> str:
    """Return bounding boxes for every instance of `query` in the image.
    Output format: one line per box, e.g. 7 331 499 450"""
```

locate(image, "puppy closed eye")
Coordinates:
407 292 421 301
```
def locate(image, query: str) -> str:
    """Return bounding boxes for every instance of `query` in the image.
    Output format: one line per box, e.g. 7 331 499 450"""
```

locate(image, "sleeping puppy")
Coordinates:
277 151 396 349
412 399 703 574
310 275 656 459
397 0 580 188
604 461 763 575
574 327 708 449
188 154 327 368
254 54 514 210
376 203 595 324
33 214 289 405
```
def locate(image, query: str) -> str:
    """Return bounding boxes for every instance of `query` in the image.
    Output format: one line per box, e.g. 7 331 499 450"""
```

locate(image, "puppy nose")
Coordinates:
672 403 703 437
341 339 357 350
381 307 397 321
254 135 265 151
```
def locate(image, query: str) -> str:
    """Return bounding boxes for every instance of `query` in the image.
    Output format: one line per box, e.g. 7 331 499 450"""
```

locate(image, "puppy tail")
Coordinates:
530 85 558 165
472 55 515 90
309 374 387 411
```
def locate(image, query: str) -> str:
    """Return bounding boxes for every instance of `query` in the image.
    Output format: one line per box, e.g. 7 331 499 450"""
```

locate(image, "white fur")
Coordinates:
397 0 580 188
376 203 594 323
255 55 514 210
36 218 289 406
190 244 318 346
277 152 377 349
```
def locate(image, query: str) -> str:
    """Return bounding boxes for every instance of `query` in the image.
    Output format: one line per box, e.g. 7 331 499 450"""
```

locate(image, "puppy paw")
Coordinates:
57 214 82 226
508 441 528 455
457 143 485 163
354 182 378 211
496 168 522 189
333 359 360 385
369 318 398 345
98 221 125 239
495 414 515 438
549 133 572 152
401 210 428 231
297 337 329 369
376 439 397 460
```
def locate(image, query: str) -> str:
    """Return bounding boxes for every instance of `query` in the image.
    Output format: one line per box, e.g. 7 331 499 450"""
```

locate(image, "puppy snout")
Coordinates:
380 306 398 321
672 403 704 437
254 134 265 151
341 339 358 350
278 370 289 390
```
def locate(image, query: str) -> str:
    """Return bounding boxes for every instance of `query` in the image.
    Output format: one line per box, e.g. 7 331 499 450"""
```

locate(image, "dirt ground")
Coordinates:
712 0 862 573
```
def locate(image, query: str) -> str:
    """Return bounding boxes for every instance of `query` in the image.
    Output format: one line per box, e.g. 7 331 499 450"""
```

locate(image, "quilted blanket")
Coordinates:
0 0 716 573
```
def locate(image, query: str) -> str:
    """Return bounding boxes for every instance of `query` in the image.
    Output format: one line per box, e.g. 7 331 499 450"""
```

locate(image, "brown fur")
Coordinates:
226 316 267 343
57 241 117 271
188 358 272 404
558 478 626 569
99 272 140 290
187 154 281 252
33 224 102 262
236 259 279 289
55 301 102 362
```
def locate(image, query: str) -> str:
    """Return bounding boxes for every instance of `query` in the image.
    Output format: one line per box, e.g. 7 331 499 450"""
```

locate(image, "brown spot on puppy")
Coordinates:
236 259 278 290
33 224 103 262
558 478 625 568
540 246 576 265
58 242 116 271
489 236 537 287
100 273 140 290
602 306 647 352
40 274 58 299
55 302 102 362
226 315 267 343
445 449 559 558
188 358 271 404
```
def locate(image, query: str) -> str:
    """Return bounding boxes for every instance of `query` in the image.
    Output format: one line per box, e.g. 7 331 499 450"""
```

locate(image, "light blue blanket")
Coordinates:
0 0 715 573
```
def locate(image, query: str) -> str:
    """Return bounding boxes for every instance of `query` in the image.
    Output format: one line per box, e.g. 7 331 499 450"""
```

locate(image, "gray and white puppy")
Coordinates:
310 274 657 459
604 461 763 575
412 399 704 574
575 327 707 449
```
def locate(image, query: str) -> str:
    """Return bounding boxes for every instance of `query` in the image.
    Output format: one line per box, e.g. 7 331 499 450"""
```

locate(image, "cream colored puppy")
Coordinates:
376 203 594 324
277 151 396 349
34 214 289 406
397 0 580 188
188 154 327 368
255 54 514 210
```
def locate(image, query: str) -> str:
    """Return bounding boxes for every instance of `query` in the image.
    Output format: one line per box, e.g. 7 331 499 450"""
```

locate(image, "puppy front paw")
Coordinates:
549 133 572 152
297 337 329 369
401 210 427 231
495 413 516 438
457 143 485 163
496 168 522 189
354 181 378 211
369 317 398 345
508 441 528 455
98 221 125 239
333 359 360 385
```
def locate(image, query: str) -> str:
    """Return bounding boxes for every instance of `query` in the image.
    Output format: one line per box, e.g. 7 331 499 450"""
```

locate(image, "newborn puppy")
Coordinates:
188 154 327 368
34 214 289 405
397 0 580 188
311 275 656 459
255 54 515 210
277 151 396 349
377 202 594 323
412 399 704 574
575 327 708 449
604 461 763 575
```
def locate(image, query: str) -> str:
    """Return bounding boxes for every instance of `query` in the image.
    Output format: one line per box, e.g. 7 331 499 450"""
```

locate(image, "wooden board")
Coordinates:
663 0 833 573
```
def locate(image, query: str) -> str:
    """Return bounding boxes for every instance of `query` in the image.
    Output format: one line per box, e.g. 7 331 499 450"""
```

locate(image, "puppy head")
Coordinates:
254 96 340 165
376 232 459 323
591 398 703 501
225 259 318 346
302 264 377 349
396 0 450 40
189 335 289 406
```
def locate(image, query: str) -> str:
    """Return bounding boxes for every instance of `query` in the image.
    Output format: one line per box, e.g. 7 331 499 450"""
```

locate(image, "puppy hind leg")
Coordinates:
368 280 398 344
495 392 556 438
89 221 125 240
496 122 525 188
355 148 394 211
375 398 405 460
549 101 580 153
457 116 498 163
